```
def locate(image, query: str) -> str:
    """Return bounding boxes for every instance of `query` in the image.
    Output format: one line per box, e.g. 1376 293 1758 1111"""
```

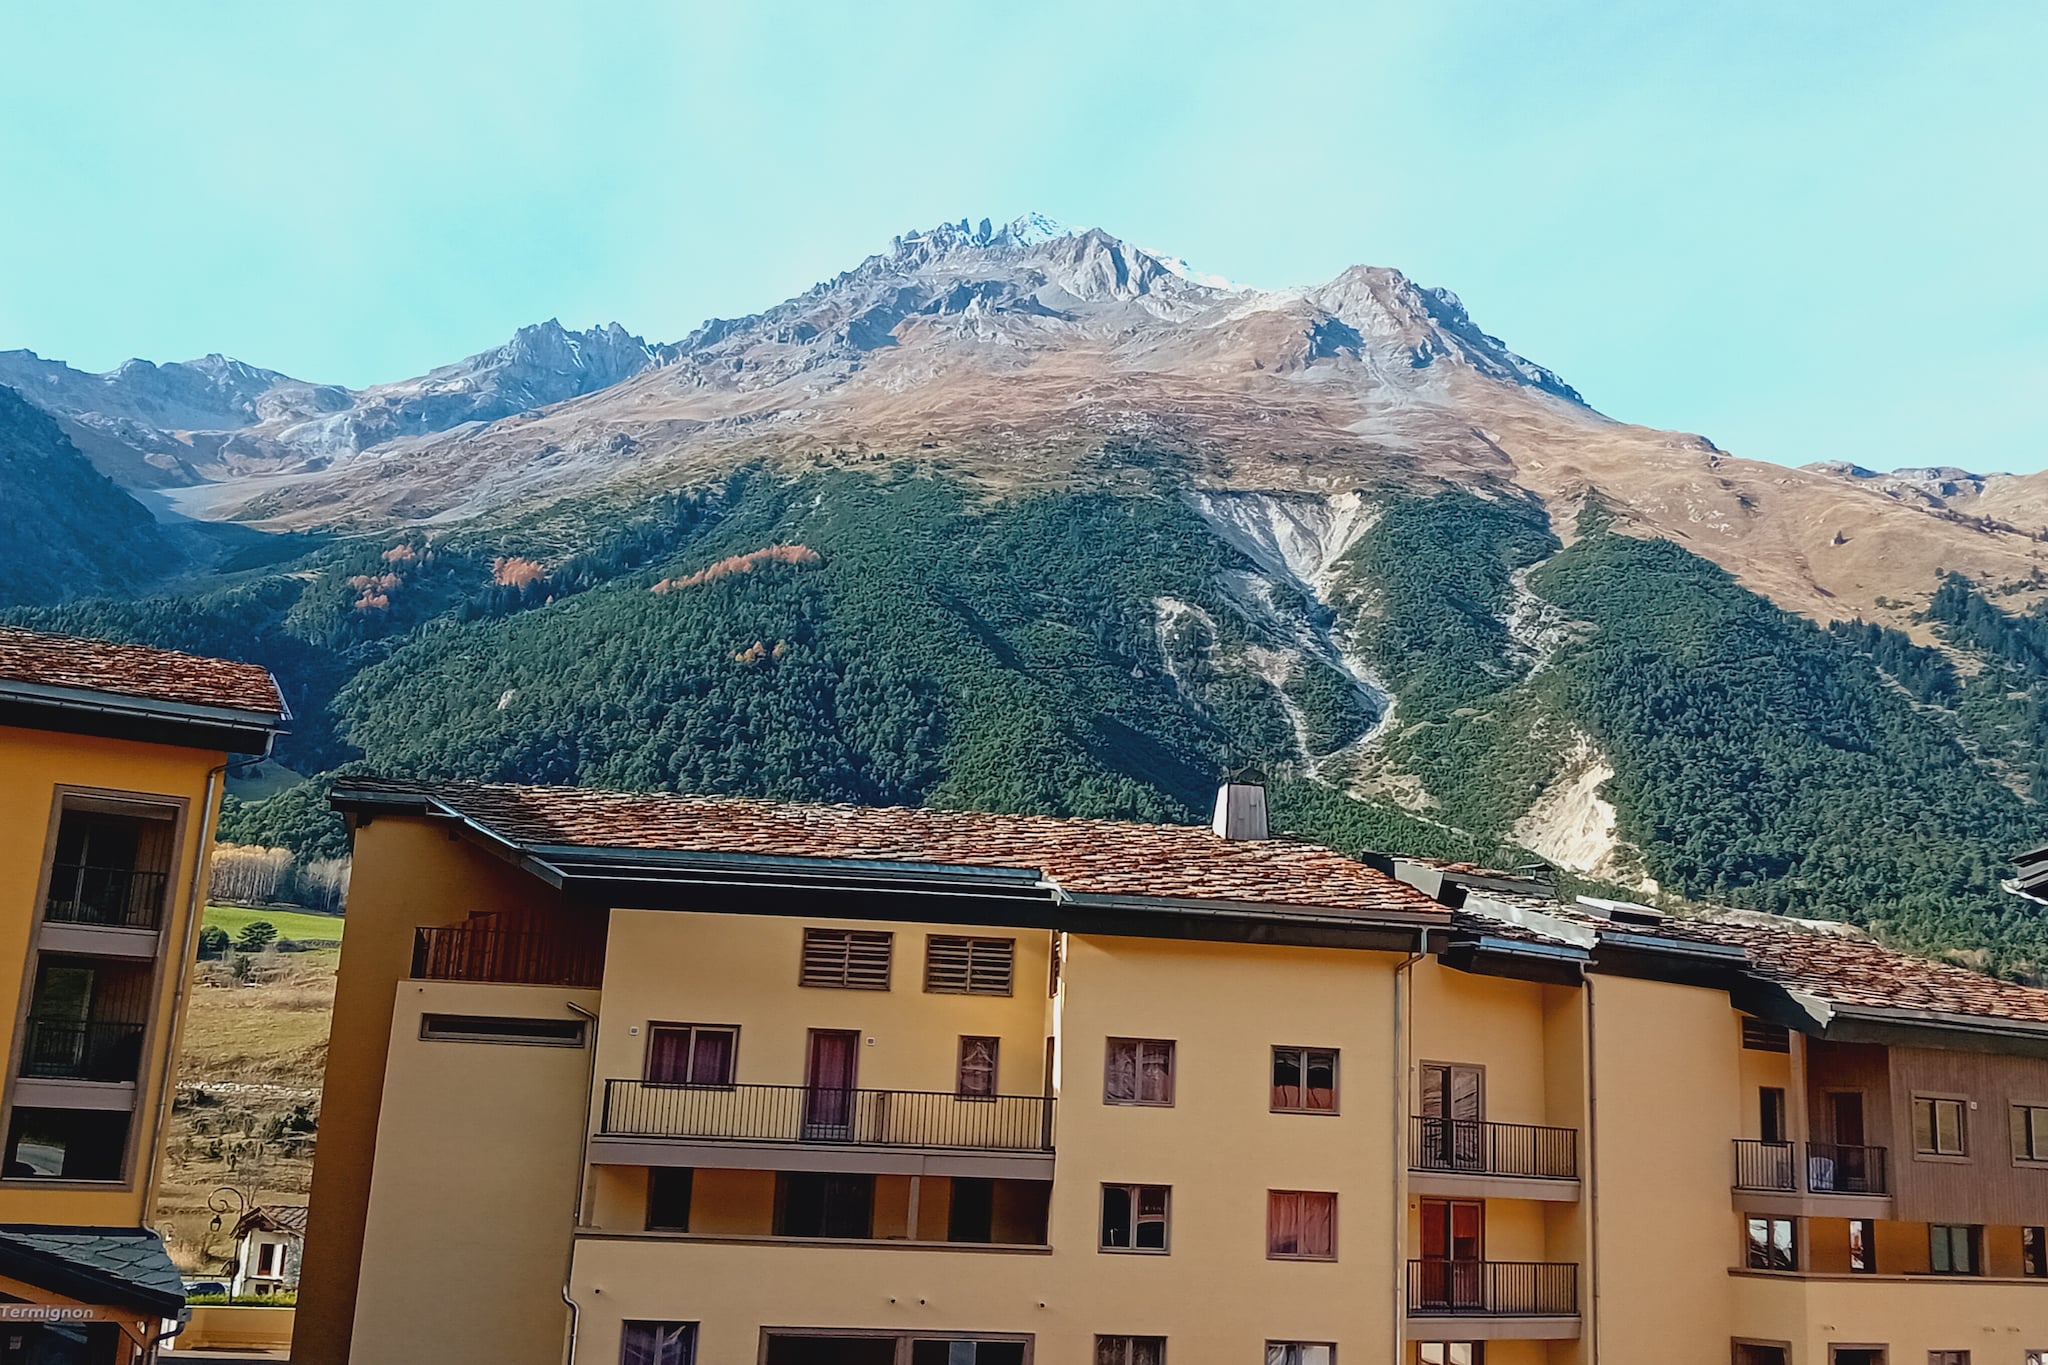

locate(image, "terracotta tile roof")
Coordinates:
0 626 282 716
353 779 1447 920
1442 870 2048 1027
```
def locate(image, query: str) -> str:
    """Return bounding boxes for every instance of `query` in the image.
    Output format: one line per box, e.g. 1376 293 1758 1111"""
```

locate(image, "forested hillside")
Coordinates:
9 466 2048 971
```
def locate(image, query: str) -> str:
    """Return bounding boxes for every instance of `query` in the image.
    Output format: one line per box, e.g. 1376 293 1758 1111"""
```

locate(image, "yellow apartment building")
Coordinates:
0 627 285 1363
296 776 2048 1365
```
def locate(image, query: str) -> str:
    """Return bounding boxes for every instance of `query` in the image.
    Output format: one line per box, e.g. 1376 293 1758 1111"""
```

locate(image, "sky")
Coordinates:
2 1 2043 472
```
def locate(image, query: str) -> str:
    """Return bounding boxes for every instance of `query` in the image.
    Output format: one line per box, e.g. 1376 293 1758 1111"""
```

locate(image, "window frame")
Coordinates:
1927 1353 1971 1365
1743 1214 1797 1272
923 934 1017 997
2024 1226 2047 1277
1265 1343 1336 1365
798 927 894 991
643 1023 739 1087
1094 1336 1165 1365
619 1320 696 1365
646 1166 694 1233
957 1035 1000 1100
1848 1217 1877 1274
2014 1103 2048 1165
1103 1038 1176 1108
1928 1222 1981 1276
1417 1347 1483 1365
1098 1182 1171 1254
1270 1045 1340 1115
1911 1092 1970 1160
1266 1189 1338 1261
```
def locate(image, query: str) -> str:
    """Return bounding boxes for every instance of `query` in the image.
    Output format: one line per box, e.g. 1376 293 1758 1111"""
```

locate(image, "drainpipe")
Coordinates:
1581 965 1601 1365
561 999 600 1365
1391 932 1424 1365
139 756 230 1231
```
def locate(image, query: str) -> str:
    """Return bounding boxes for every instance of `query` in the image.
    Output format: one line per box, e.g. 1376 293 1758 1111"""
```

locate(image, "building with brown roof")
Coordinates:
295 776 2048 1365
0 626 285 1363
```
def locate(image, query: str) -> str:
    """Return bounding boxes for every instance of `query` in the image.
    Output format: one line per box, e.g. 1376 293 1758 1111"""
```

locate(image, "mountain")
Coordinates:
0 319 665 492
8 214 2048 970
0 386 186 602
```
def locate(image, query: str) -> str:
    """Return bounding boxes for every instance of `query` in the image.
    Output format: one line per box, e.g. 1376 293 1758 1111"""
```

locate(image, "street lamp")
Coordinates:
207 1185 249 1233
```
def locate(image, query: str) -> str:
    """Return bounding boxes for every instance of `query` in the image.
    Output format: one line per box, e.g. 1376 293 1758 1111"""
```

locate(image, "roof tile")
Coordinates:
0 626 282 716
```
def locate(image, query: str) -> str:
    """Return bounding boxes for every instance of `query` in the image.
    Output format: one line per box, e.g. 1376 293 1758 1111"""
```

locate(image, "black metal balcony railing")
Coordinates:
43 864 169 931
412 924 603 989
20 1019 146 1083
1410 1116 1579 1181
1407 1260 1579 1317
1733 1139 1890 1195
1805 1141 1889 1195
1733 1138 1798 1192
601 1080 1056 1152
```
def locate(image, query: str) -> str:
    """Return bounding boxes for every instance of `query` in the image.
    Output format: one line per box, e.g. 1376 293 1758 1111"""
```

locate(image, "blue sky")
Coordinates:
3 2 2042 471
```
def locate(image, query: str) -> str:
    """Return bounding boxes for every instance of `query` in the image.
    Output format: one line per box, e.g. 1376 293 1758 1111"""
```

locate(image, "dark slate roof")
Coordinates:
233 1205 308 1239
0 1225 185 1315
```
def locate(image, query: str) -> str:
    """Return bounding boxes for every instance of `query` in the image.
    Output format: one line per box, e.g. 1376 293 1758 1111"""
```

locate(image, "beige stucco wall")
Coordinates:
1732 1269 2048 1359
0 724 221 1228
347 977 596 1365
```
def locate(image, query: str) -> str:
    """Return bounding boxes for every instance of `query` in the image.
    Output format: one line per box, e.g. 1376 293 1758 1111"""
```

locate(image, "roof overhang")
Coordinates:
0 1227 184 1318
0 678 286 755
333 784 1450 951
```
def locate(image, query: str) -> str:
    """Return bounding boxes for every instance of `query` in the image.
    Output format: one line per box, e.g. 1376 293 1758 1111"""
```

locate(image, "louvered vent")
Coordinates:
1741 1017 1791 1053
800 928 893 990
924 935 1016 996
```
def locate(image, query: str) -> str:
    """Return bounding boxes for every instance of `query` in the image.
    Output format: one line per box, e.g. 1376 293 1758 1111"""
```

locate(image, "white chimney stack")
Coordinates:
1212 779 1269 841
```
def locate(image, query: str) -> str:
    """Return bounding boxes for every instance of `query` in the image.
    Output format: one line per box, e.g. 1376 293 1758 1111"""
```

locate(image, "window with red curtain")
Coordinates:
645 1025 737 1085
1271 1046 1338 1112
1267 1190 1337 1260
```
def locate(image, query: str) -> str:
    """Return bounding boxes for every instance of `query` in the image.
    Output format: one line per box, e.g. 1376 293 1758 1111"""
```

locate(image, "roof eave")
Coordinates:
0 678 285 754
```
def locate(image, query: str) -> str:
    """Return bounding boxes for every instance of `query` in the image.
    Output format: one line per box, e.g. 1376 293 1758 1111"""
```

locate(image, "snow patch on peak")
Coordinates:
1139 246 1250 293
1006 212 1083 246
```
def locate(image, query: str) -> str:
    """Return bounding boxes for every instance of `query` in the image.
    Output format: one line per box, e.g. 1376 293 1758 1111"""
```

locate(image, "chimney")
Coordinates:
1212 777 1269 841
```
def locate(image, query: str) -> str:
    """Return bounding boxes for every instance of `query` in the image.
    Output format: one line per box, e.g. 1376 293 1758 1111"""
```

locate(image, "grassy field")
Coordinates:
155 918 339 1273
202 903 346 948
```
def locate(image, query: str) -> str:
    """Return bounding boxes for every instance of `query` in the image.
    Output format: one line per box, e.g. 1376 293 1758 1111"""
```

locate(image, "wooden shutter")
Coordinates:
924 935 1015 995
800 928 893 989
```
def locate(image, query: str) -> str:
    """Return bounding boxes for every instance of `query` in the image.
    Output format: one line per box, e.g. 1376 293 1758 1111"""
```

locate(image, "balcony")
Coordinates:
599 1080 1055 1154
411 921 603 989
1732 1139 1889 1196
43 864 168 931
1406 1259 1579 1319
1408 1117 1580 1201
20 1019 145 1083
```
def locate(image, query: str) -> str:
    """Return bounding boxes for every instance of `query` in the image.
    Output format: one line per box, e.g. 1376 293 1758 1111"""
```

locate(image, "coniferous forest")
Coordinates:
10 465 2048 973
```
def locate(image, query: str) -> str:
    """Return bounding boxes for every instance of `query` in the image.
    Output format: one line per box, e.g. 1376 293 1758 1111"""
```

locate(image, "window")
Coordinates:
254 1242 283 1278
44 801 177 930
1849 1218 1876 1274
1929 1223 1980 1276
619 1322 695 1365
958 1036 999 1098
1928 1354 1970 1365
774 1172 875 1239
1104 1039 1174 1106
1267 1190 1337 1260
1266 1345 1334 1365
2025 1353 2048 1365
3 1107 130 1182
908 1344 1026 1365
948 1177 994 1243
2015 1105 2048 1162
925 936 1015 996
1419 1349 1480 1365
1418 1062 1483 1122
1913 1096 1968 1156
1741 1018 1790 1053
1095 1338 1164 1365
647 1167 693 1231
1759 1087 1787 1144
2026 1226 2047 1277
419 1014 586 1046
1272 1047 1338 1113
1744 1216 1796 1271
800 928 893 990
1100 1184 1169 1252
1733 1348 1789 1365
645 1025 736 1086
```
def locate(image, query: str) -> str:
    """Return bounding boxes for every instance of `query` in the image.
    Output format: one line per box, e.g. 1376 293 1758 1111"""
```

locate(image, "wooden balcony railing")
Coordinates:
1733 1139 1889 1195
600 1080 1055 1153
43 864 169 931
1410 1116 1578 1181
411 922 603 988
1406 1259 1579 1317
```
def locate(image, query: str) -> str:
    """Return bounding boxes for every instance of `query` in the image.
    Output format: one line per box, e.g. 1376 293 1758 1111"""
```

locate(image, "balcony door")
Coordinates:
1824 1091 1870 1192
1419 1198 1484 1309
804 1029 859 1139
1419 1062 1484 1171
